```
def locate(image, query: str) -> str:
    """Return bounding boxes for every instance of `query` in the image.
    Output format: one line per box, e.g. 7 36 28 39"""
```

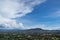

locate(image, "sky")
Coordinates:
0 0 60 30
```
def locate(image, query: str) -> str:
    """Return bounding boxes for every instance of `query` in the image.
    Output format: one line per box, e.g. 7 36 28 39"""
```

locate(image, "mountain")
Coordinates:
22 28 60 34
0 28 60 34
26 28 43 31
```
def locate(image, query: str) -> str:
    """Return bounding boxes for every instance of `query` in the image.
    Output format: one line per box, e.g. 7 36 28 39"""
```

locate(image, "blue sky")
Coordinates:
0 0 60 30
17 0 60 30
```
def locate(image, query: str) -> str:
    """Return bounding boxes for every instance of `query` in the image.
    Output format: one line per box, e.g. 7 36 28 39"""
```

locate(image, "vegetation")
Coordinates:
0 32 60 40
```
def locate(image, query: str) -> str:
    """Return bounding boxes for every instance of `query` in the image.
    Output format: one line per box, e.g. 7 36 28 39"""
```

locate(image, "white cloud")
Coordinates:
24 24 47 29
0 16 24 29
26 24 60 30
0 0 46 29
0 0 46 18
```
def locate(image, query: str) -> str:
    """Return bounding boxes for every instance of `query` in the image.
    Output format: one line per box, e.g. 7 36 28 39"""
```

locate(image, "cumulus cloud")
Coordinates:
0 16 24 29
0 0 46 29
0 0 46 18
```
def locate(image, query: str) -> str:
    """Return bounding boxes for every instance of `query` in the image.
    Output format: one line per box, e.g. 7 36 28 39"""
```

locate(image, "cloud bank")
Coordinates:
0 0 46 29
26 24 60 30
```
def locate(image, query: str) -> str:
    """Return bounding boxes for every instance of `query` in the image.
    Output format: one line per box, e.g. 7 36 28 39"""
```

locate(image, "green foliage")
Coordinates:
0 32 60 40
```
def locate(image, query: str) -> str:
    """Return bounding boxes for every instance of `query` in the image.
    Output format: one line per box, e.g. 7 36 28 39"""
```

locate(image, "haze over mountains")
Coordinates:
0 27 60 35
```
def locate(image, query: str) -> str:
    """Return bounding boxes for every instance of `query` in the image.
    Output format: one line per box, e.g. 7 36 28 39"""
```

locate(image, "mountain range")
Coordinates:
0 28 60 34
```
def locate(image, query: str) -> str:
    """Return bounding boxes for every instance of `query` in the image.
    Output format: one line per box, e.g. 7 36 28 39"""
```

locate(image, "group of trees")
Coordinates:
0 32 60 40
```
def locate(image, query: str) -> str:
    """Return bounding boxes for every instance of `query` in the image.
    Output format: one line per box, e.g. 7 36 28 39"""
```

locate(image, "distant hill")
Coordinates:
0 28 60 34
